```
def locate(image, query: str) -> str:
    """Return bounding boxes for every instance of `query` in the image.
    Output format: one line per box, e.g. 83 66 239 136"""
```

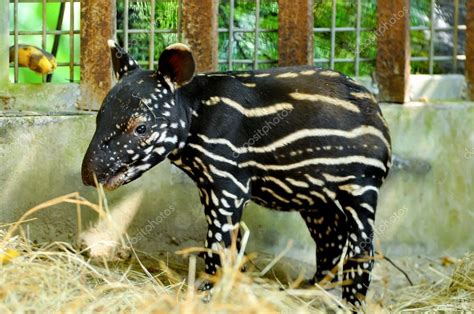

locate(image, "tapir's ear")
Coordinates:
158 43 196 87
108 40 139 80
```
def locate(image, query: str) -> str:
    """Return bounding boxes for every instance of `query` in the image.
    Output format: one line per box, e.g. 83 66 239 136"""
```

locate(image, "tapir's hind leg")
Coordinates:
337 188 378 307
300 202 348 285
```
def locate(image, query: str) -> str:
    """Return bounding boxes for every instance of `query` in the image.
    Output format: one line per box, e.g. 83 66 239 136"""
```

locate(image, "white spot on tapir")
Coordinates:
222 224 237 232
218 208 233 216
154 146 166 155
79 191 144 261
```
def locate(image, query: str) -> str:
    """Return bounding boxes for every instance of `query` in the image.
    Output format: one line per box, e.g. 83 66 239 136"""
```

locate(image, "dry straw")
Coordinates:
0 189 473 313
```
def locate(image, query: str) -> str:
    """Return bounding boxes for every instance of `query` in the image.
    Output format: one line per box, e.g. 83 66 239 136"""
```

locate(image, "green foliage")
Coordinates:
9 0 466 83
116 0 180 68
218 0 278 71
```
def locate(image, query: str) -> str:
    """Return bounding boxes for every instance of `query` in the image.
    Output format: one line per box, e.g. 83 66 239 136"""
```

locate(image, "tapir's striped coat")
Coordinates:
82 41 391 307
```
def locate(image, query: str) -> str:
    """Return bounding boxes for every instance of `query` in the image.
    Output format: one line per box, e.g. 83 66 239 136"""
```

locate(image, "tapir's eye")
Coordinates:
135 124 147 135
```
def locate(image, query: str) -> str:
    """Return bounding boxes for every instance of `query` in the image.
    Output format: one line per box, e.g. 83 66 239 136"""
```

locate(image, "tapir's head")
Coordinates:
81 40 196 190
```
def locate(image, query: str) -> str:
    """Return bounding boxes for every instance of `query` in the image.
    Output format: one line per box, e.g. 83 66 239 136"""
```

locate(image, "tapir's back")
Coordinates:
181 66 391 180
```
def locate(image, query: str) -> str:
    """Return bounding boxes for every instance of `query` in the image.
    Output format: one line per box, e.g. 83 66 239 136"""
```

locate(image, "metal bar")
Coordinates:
429 0 435 74
10 62 81 67
355 0 361 76
228 0 235 70
149 0 155 70
14 0 19 83
116 29 178 34
407 56 465 62
453 0 460 72
314 27 374 33
219 59 277 64
69 0 75 82
46 2 65 82
9 30 81 35
330 0 336 69
42 0 47 83
0 0 9 89
177 0 183 42
315 57 375 63
124 0 129 50
410 25 467 31
467 0 474 100
15 0 80 2
253 0 260 69
218 28 277 33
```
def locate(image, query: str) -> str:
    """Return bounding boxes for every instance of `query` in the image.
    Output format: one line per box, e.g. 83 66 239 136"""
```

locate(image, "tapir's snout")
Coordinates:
81 148 98 187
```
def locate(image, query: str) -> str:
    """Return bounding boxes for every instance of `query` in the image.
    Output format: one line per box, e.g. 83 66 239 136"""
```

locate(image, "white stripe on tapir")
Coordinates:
289 92 360 113
209 164 251 194
261 176 293 193
189 144 238 166
345 206 365 230
285 178 309 188
202 96 294 117
240 156 387 172
323 173 357 183
197 125 390 155
261 187 290 203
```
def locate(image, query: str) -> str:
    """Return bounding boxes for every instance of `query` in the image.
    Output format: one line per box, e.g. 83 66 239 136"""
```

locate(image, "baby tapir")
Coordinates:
82 40 392 307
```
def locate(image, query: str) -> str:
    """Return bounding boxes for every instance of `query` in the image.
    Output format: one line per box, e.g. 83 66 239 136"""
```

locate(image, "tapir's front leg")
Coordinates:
198 185 249 290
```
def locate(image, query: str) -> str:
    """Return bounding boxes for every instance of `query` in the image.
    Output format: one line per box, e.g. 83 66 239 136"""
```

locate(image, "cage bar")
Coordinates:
376 0 410 103
181 0 218 72
355 0 362 76
0 0 9 89
253 0 260 69
453 0 459 72
330 0 336 69
123 0 129 51
227 0 235 69
69 0 75 82
41 0 47 82
278 0 313 67
177 0 183 42
13 0 19 83
80 0 115 110
149 0 155 70
467 0 474 100
428 0 435 74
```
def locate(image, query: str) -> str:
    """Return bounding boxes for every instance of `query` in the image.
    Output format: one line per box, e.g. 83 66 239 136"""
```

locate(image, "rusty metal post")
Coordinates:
181 0 218 72
278 0 314 67
466 0 474 100
80 0 115 110
0 0 10 91
376 0 410 103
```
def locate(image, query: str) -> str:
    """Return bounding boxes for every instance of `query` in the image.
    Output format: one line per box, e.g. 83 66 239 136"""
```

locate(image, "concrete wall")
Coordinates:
1 102 473 264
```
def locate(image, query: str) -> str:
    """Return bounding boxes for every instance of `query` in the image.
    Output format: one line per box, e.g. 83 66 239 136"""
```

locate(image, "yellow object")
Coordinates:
9 44 57 75
0 248 20 265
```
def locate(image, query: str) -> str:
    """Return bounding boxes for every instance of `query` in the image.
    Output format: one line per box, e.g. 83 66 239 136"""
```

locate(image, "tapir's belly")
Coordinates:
250 173 329 211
